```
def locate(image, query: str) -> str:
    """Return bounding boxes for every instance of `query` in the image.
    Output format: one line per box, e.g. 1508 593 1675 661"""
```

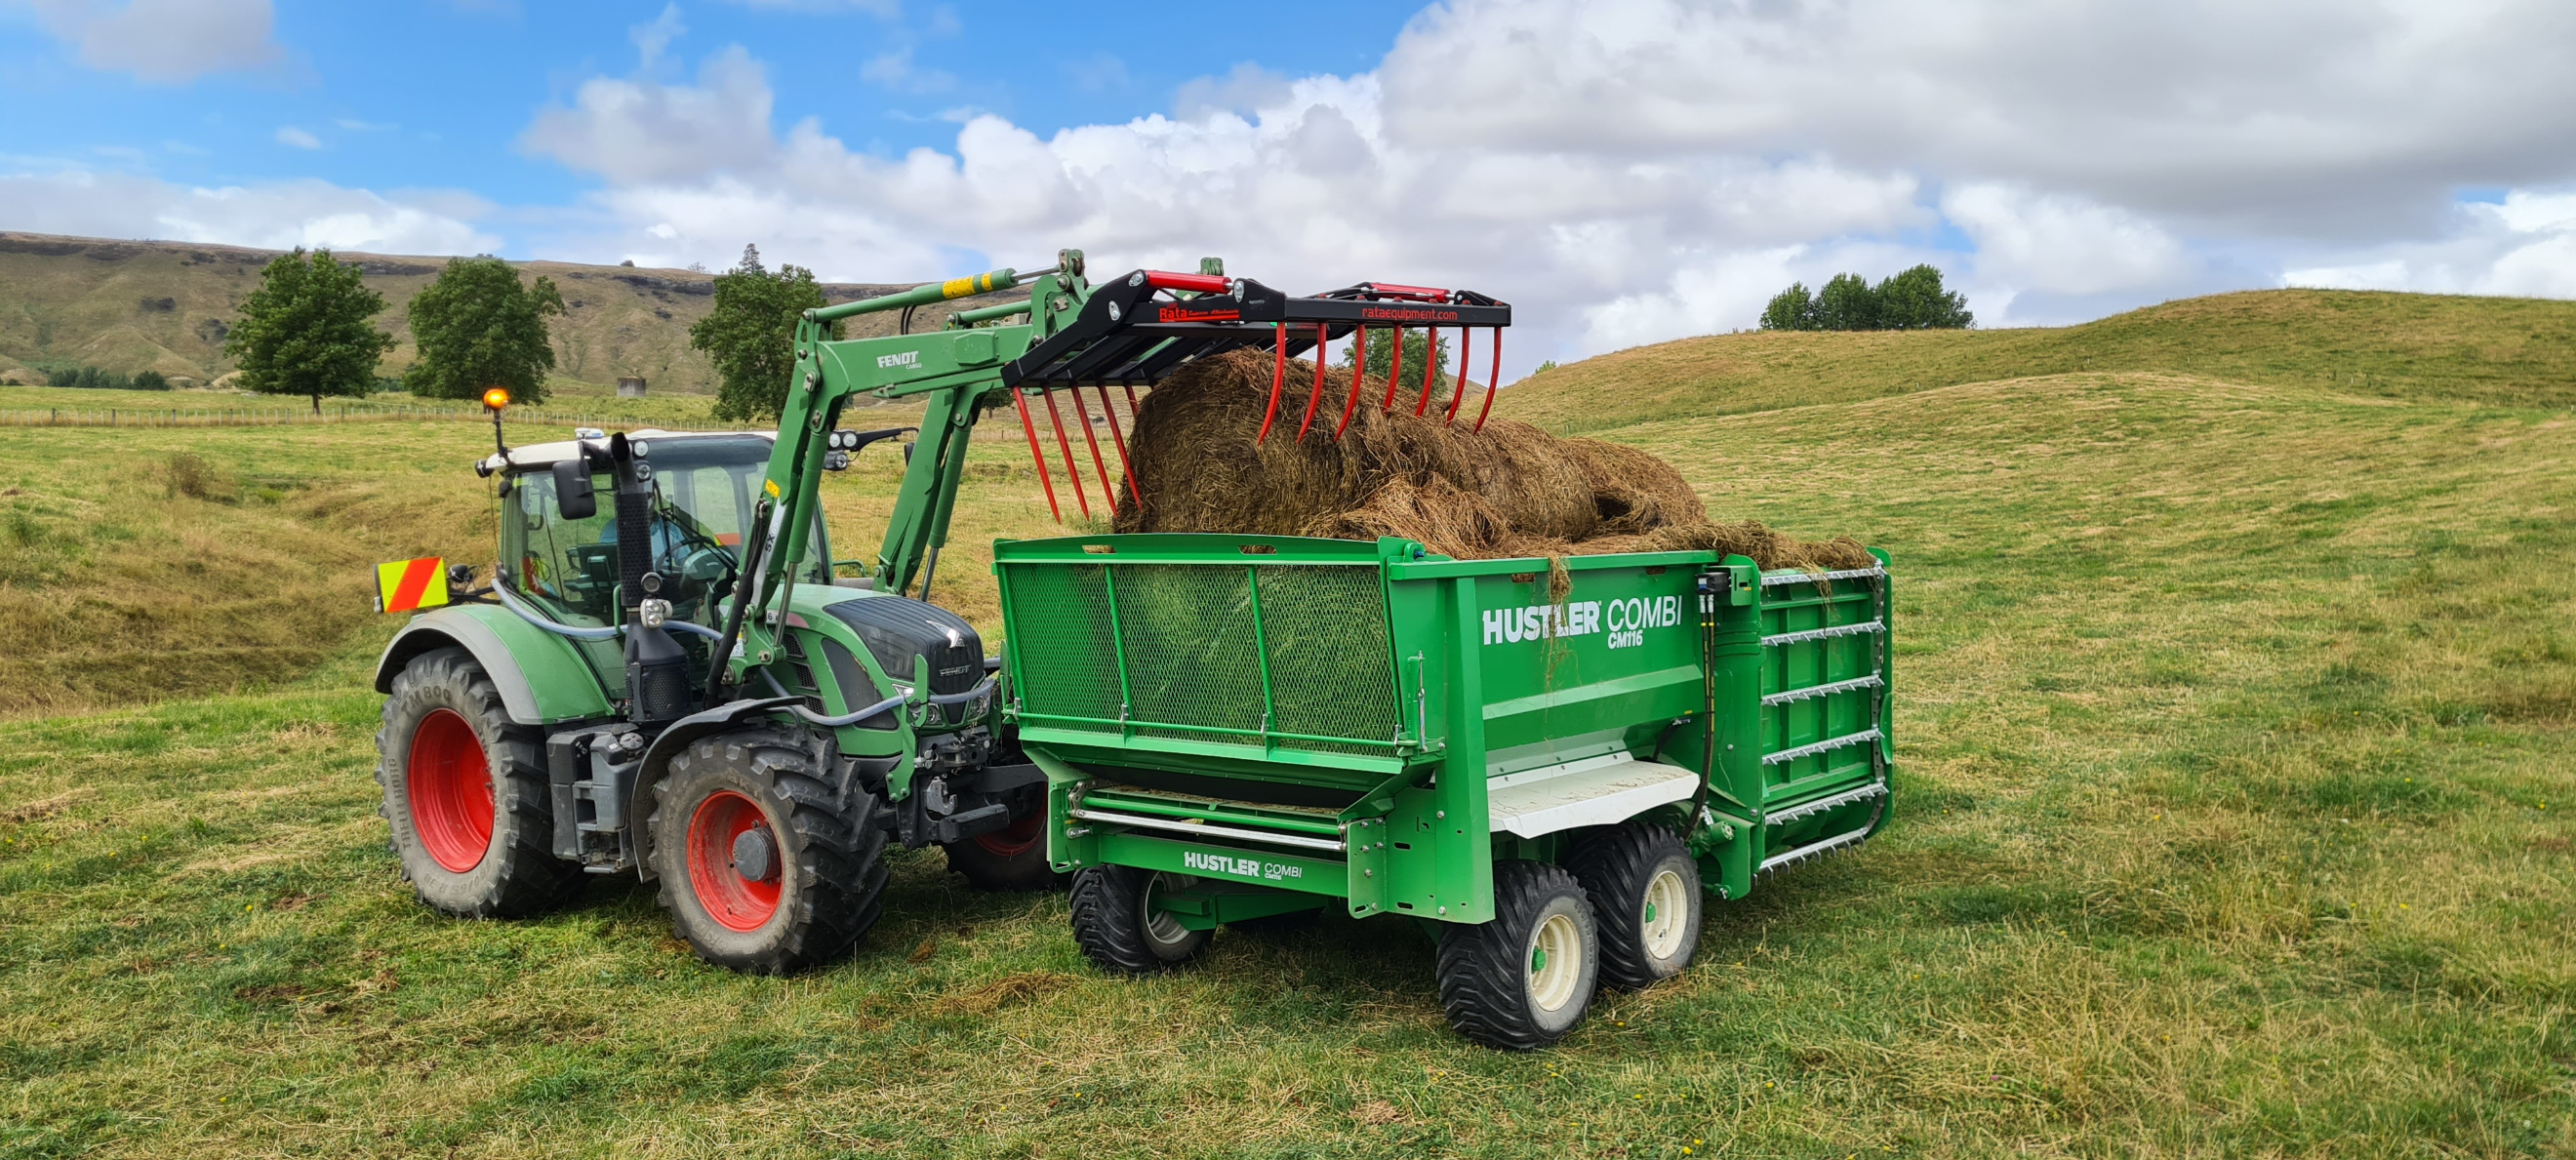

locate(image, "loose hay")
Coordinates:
1113 348 1873 571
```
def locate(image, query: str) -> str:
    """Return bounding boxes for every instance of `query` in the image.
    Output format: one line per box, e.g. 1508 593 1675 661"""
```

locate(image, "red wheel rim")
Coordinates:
407 708 494 873
687 789 782 932
971 810 1043 859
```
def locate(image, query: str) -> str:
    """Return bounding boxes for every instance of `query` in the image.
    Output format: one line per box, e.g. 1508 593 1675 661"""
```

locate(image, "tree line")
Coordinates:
215 243 815 420
1759 264 1973 332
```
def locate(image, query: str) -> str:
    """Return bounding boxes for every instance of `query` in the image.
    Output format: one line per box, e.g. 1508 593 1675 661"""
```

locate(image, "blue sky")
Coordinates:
5 0 2574 370
1 3 1425 216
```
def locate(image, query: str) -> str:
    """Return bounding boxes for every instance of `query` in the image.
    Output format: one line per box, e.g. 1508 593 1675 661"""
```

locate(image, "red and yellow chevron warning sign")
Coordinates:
376 557 450 614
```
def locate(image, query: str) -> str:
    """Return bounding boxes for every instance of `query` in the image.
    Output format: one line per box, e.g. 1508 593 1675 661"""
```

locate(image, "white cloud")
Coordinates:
20 0 283 83
2284 191 2576 300
273 126 321 150
0 170 498 254
505 0 2576 368
1941 183 2187 298
519 47 777 184
630 3 684 69
858 46 955 94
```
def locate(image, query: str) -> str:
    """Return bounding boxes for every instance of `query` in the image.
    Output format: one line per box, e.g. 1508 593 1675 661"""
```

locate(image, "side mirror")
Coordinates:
551 460 596 520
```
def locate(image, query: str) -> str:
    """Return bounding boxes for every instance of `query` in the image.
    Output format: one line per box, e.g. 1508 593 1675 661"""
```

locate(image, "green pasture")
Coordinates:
1 315 2570 1156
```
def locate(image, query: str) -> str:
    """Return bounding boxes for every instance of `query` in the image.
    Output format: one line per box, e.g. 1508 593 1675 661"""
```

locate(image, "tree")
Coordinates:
1813 272 1880 332
1758 282 1819 331
692 245 830 423
1337 327 1456 400
1755 265 1972 334
403 257 566 405
1872 263 1974 330
223 248 396 414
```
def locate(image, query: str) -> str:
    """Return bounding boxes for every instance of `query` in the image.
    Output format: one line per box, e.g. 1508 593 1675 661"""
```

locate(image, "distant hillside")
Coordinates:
0 231 1026 392
1500 289 2576 431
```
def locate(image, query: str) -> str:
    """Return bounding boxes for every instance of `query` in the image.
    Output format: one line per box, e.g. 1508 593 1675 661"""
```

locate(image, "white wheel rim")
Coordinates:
1143 872 1192 947
1527 912 1584 1013
1641 868 1689 959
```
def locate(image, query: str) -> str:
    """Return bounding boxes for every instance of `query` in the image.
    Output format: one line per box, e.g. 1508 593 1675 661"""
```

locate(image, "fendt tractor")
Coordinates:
374 249 1893 1046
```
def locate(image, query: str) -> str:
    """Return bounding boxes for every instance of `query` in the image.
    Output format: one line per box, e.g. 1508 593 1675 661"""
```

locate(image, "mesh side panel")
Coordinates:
1113 565 1268 742
1000 562 1122 730
1257 565 1401 752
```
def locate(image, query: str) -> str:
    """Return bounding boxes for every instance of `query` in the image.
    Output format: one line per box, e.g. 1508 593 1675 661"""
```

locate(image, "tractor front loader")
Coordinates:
369 250 1507 974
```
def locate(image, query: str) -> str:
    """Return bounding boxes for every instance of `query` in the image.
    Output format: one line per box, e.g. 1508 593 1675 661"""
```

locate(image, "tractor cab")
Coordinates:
485 429 833 696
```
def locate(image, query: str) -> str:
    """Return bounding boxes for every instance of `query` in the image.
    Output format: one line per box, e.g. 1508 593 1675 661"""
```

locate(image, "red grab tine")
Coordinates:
1472 327 1502 432
1069 385 1118 514
1256 323 1287 445
1096 382 1143 509
1413 325 1440 417
1013 388 1062 522
1382 326 1404 411
1334 325 1368 439
1041 387 1091 518
1444 327 1471 425
1296 322 1329 439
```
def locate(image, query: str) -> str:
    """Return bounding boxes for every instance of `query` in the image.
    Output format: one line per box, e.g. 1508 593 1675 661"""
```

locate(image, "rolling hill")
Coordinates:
1498 289 2576 432
0 231 1026 392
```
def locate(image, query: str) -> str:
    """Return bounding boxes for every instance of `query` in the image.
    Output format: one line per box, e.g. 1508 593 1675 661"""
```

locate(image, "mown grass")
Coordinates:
1501 289 2576 433
0 398 1050 716
3 339 2572 1155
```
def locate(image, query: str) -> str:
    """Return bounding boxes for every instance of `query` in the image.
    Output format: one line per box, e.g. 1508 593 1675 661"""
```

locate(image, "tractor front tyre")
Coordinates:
1069 864 1209 974
1568 821 1704 990
647 730 889 975
941 784 1062 892
1435 860 1599 1050
376 647 583 918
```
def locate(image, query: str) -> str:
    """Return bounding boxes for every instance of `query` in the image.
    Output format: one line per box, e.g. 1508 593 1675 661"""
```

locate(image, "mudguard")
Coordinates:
374 604 617 726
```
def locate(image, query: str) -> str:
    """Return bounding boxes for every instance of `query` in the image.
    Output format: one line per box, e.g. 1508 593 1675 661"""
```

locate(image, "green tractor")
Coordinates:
369 251 1484 972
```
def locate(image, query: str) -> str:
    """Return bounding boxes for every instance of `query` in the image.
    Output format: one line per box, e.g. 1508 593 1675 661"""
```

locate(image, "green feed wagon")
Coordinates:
996 533 1893 1048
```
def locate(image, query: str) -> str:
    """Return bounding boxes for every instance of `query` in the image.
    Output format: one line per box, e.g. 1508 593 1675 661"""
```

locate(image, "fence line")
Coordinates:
0 405 768 430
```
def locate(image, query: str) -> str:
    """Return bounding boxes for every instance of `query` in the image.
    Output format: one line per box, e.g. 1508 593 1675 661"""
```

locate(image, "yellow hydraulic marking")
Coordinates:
764 478 781 498
942 276 976 299
375 557 449 614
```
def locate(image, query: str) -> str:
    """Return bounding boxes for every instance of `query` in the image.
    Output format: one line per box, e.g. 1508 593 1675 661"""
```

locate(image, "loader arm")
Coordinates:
722 257 1090 687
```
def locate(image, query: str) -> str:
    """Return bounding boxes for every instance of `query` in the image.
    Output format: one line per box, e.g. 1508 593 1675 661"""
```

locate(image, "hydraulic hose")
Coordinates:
496 583 621 640
756 669 998 728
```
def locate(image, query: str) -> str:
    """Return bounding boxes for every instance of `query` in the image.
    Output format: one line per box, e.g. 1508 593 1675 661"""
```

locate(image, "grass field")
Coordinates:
3 295 2573 1157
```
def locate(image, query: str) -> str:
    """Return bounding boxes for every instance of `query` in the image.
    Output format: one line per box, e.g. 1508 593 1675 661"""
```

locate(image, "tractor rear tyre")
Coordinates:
1568 821 1704 990
941 783 1062 892
1435 860 1599 1050
1069 864 1209 974
375 647 584 918
647 729 889 975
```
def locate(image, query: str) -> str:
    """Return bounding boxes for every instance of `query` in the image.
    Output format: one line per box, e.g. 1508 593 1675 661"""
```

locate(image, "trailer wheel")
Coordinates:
1436 861 1599 1050
1569 821 1703 989
1069 864 1209 973
941 784 1063 891
376 647 584 918
647 729 889 975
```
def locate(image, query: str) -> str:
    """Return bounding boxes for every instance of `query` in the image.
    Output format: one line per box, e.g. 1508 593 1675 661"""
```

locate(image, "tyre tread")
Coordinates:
1436 860 1590 1051
1566 821 1700 990
645 729 889 975
374 647 583 919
